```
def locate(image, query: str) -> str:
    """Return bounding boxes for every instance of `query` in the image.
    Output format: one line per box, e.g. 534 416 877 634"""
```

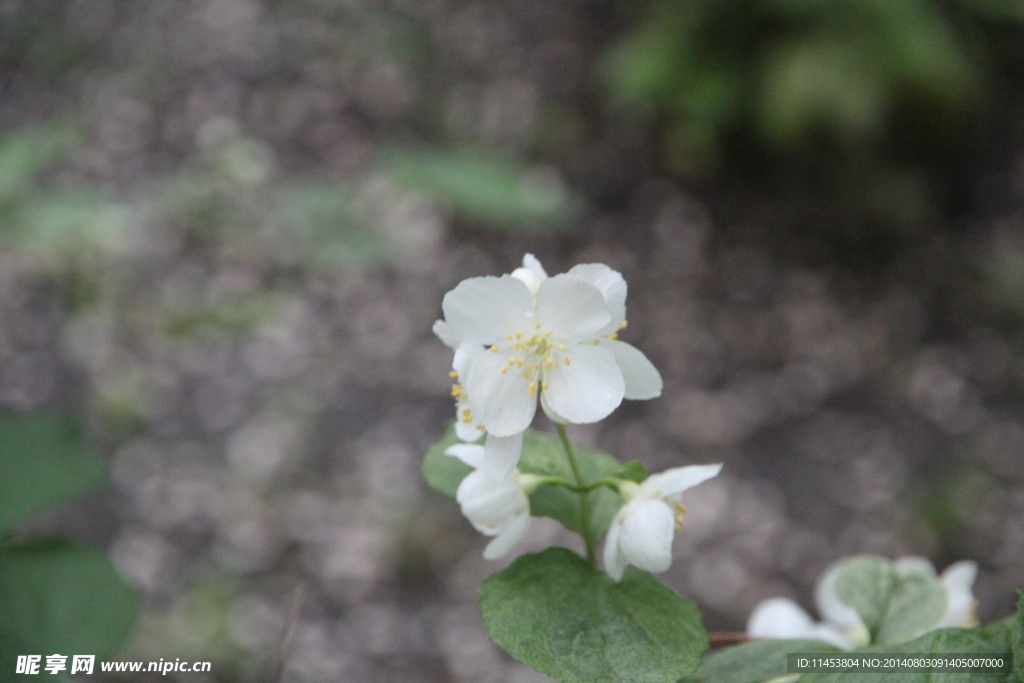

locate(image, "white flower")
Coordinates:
433 318 524 479
747 557 979 649
602 463 722 582
434 254 662 438
445 443 534 560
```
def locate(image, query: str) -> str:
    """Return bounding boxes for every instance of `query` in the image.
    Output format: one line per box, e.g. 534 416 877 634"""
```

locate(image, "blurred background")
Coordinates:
2 0 1024 680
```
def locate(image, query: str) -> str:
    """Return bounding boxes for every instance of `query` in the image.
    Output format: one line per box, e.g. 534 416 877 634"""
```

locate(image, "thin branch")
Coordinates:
270 582 309 683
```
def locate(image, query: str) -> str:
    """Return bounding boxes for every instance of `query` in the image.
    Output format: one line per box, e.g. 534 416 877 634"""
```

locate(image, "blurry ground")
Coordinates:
2 1 1024 682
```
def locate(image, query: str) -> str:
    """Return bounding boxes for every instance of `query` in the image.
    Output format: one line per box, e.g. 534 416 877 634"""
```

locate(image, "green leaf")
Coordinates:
421 423 471 498
0 541 138 678
801 618 1018 683
381 147 580 230
609 460 648 484
518 430 625 540
480 547 707 683
0 414 104 529
833 556 946 645
1015 591 1024 682
684 639 841 683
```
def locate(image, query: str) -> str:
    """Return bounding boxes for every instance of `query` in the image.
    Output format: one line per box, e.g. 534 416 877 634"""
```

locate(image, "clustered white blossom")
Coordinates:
747 557 979 649
434 254 720 579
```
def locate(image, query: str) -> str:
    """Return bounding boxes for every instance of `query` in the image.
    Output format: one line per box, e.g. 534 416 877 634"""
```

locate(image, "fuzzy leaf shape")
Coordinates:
801 617 1018 683
0 414 104 529
682 639 841 683
833 555 946 645
421 423 470 498
422 426 630 540
480 547 707 683
0 541 138 679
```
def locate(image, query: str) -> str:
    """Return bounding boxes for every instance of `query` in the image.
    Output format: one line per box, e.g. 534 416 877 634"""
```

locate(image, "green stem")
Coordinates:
557 423 596 569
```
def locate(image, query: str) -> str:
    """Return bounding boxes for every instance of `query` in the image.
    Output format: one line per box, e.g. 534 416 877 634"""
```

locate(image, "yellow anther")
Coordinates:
564 357 571 365
535 321 542 328
477 425 486 431
490 345 499 352
461 408 474 423
524 371 530 379
508 357 515 365
527 381 537 397
670 500 687 531
621 320 628 329
543 354 551 362
451 383 465 398
500 366 508 374
515 331 523 339
608 332 618 340
545 330 553 336
449 370 459 378
517 357 525 367
505 333 512 340
557 343 566 351
541 381 548 391
545 360 553 370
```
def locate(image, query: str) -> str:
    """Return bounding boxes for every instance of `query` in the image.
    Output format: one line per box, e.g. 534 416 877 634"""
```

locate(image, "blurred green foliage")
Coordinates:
0 414 138 681
604 0 1024 223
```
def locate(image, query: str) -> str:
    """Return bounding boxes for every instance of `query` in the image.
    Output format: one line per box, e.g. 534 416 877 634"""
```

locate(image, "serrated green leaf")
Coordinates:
480 547 707 683
0 414 104 529
518 430 624 540
833 556 946 645
684 639 841 683
801 618 1017 683
0 541 138 680
421 423 472 498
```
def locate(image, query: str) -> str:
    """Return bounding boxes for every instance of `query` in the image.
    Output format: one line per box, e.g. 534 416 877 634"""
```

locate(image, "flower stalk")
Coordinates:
557 423 596 569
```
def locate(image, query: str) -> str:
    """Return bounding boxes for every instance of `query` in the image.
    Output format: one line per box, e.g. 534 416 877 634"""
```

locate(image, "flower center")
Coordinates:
489 323 571 397
668 499 687 531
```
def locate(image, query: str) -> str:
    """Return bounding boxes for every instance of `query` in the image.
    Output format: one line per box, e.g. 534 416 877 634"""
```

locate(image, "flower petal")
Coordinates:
567 263 626 336
603 516 629 582
442 275 532 345
937 560 978 627
445 443 487 469
543 343 624 424
535 275 610 342
465 349 538 436
894 556 937 576
453 343 482 378
483 431 523 479
747 598 817 639
602 339 663 400
643 464 723 498
483 509 530 560
619 499 675 574
454 402 484 442
456 470 526 528
523 253 548 278
433 319 461 349
539 389 569 424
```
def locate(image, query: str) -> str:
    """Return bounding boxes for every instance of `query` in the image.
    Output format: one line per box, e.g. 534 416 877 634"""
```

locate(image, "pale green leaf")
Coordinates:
684 639 840 683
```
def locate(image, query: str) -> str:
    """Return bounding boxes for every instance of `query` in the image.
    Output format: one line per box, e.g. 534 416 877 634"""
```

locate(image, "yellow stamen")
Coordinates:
557 343 566 351
621 320 628 329
515 331 523 339
490 345 499 352
541 381 548 391
545 330 553 336
500 366 507 374
608 332 618 340
449 370 458 378
564 357 571 365
505 333 512 340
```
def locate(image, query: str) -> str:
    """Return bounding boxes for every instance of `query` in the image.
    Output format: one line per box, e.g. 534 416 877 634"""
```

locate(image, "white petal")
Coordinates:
453 343 482 378
815 563 865 631
602 339 663 400
454 397 485 442
522 253 548 278
482 432 523 479
642 464 723 498
511 268 544 296
433 319 461 349
535 275 610 342
442 275 532 345
603 516 629 582
465 350 537 436
539 389 569 424
747 598 818 639
619 499 675 574
543 343 624 424
445 443 487 469
456 470 525 528
937 561 978 627
483 509 530 560
567 263 626 336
